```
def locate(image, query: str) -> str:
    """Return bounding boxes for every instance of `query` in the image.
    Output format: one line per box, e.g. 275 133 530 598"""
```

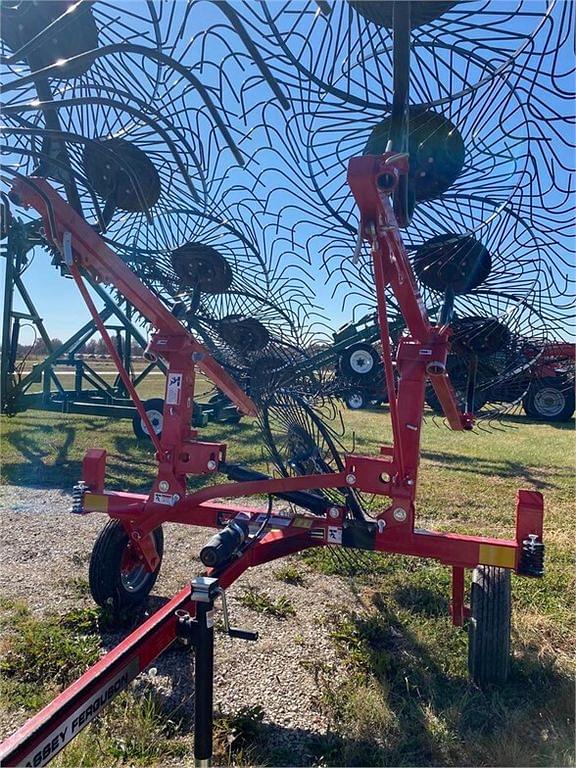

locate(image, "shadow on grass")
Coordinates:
1 421 157 492
393 583 449 618
1 422 81 488
421 448 572 490
498 413 575 431
37 578 571 768
0 414 264 492
317 593 575 766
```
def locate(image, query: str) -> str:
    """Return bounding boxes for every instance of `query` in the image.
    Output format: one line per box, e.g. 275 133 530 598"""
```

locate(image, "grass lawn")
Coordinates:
0 404 574 766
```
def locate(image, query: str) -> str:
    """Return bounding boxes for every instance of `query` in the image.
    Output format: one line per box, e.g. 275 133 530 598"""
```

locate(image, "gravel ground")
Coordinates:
0 485 357 763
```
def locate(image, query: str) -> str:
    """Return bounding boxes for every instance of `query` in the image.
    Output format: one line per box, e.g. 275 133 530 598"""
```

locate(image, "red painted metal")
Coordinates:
0 530 316 768
515 490 544 566
0 584 194 767
347 153 471 434
1 165 547 765
9 177 257 417
450 566 466 626
70 263 163 454
538 342 575 360
82 449 107 494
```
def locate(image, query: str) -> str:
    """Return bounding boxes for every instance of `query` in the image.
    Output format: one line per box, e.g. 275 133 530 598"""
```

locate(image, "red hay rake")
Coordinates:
0 156 545 767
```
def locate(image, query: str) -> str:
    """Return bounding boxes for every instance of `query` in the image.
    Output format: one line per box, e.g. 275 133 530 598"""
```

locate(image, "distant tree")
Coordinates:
94 337 108 356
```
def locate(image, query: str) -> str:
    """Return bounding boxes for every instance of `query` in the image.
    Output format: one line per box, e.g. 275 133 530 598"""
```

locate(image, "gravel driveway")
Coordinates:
0 485 356 762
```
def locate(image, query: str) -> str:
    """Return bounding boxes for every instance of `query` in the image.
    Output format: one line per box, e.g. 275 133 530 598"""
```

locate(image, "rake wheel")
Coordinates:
260 391 365 520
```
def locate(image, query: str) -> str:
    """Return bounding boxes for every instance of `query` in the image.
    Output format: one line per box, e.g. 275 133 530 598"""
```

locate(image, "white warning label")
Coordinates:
166 373 183 405
328 526 343 544
153 493 174 506
21 660 138 767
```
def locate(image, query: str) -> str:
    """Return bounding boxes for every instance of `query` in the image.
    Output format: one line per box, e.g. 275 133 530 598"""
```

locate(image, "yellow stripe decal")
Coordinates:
84 494 109 513
478 543 515 569
292 517 313 529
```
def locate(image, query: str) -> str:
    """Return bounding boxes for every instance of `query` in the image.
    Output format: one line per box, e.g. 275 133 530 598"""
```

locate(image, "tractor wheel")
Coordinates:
468 566 511 686
132 397 164 440
89 519 164 609
339 343 379 379
345 390 367 410
522 377 575 422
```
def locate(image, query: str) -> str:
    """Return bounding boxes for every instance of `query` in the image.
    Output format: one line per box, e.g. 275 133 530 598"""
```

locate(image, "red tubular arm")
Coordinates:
347 154 472 431
9 177 257 416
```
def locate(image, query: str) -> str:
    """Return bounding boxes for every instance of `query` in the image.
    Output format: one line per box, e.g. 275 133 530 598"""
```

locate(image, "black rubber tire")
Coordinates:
339 343 380 379
468 566 512 686
522 377 575 422
89 519 164 609
345 390 367 410
132 397 165 440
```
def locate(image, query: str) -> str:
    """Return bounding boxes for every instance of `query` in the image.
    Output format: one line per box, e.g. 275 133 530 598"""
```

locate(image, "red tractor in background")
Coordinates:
329 315 574 421
424 340 575 422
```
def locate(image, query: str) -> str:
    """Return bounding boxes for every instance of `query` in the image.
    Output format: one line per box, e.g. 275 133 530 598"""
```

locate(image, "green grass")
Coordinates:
273 560 306 586
0 598 189 766
0 406 574 766
0 406 264 491
237 587 296 619
0 599 101 711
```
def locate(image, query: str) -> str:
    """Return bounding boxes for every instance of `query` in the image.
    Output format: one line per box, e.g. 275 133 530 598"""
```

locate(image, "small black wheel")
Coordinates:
468 566 512 686
339 343 380 379
522 377 575 422
345 390 367 410
89 519 164 609
132 397 165 440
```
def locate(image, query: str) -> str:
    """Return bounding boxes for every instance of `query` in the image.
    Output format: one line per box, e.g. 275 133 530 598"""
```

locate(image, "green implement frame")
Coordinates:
0 221 214 425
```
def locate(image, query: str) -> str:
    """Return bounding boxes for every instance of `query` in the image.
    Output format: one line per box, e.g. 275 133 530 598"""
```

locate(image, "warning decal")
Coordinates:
166 373 183 405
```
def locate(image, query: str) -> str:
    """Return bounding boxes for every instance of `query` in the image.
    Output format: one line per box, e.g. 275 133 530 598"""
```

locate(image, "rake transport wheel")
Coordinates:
89 520 164 609
522 377 575 422
468 566 512 686
339 343 380 379
345 390 368 410
132 398 165 440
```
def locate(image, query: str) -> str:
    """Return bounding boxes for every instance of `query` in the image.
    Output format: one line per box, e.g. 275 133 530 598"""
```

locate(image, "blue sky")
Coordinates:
1 0 573 344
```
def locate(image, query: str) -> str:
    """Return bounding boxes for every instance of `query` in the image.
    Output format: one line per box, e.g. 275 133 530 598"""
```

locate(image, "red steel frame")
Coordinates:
1 159 544 766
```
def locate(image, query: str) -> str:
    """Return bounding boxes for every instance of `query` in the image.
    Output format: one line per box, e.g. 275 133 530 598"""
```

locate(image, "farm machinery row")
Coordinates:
4 220 572 435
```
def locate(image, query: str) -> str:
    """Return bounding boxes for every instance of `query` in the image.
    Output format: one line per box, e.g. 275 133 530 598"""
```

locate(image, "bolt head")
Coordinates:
158 480 170 492
131 530 142 541
207 460 217 471
328 507 340 519
392 508 407 522
345 473 356 485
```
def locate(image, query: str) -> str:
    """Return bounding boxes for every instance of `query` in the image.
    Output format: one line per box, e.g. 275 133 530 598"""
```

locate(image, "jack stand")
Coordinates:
176 576 258 768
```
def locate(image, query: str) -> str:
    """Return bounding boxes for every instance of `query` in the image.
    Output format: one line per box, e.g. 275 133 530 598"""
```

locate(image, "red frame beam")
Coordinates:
1 166 546 766
0 529 315 768
9 176 256 418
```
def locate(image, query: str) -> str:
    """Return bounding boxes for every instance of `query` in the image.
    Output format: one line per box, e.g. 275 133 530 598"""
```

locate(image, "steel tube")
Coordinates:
194 601 215 767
